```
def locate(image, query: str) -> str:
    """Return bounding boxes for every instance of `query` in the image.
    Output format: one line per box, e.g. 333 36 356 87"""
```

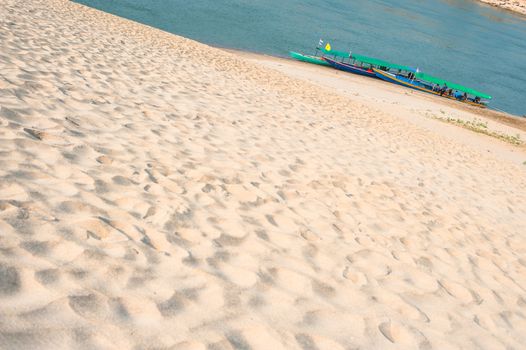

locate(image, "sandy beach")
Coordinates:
477 0 526 16
1 0 526 349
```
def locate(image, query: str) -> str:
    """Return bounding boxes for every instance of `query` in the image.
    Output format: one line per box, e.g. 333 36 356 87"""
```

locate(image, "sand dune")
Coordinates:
1 0 525 349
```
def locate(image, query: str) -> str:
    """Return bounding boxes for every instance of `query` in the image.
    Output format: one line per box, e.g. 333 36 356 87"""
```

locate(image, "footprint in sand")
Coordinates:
0 264 21 296
68 292 110 320
346 249 393 279
439 279 474 303
342 267 368 287
378 321 413 344
300 228 320 242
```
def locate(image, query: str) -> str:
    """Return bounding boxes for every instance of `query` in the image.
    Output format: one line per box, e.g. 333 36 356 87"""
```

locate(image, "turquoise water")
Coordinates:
75 0 526 116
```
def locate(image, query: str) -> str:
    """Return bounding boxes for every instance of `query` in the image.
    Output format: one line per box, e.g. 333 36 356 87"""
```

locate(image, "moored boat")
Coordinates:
290 42 492 108
319 48 417 79
289 51 330 66
373 68 491 107
322 57 376 78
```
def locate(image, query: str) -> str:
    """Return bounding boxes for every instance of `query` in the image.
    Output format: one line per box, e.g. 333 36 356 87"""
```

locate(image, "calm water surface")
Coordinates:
75 0 526 115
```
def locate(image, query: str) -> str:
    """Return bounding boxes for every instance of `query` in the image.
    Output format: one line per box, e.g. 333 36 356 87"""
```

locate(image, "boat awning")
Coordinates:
351 53 417 73
415 72 492 99
319 49 416 72
318 48 351 58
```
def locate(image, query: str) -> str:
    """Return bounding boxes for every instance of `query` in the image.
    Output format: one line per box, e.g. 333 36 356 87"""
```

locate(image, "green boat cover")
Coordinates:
415 72 492 99
351 54 417 73
320 49 416 72
317 47 490 99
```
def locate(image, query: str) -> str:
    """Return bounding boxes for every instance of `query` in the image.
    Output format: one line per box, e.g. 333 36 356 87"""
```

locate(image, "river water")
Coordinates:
75 0 526 116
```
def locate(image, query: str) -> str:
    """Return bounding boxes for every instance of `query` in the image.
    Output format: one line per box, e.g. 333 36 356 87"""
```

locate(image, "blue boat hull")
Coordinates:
373 69 488 108
323 57 376 78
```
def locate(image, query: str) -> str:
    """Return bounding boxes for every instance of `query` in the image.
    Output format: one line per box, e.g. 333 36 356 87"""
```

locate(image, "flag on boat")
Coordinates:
325 43 331 51
318 39 323 47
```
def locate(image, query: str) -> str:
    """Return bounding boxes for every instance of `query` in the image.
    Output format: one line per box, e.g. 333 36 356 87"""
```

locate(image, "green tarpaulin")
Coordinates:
351 53 417 73
415 72 492 99
319 48 416 72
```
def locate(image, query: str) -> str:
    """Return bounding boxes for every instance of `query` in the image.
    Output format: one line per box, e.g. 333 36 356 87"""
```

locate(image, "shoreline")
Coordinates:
476 0 526 16
225 48 526 125
226 48 526 166
1 0 526 349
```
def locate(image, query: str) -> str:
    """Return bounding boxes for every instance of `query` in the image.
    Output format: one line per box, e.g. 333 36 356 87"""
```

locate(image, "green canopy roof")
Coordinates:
351 53 417 73
317 46 490 99
415 72 492 99
319 48 416 72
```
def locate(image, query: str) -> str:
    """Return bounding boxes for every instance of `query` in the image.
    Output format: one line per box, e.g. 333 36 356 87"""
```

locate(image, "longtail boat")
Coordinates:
290 42 492 107
319 48 416 79
289 51 330 66
373 68 491 107
322 57 376 78
351 53 417 74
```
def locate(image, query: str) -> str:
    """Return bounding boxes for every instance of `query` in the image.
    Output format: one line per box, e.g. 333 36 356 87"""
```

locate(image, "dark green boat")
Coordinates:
289 51 330 66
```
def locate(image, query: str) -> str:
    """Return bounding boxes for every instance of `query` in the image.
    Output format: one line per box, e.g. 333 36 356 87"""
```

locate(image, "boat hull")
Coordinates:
289 51 330 66
323 57 376 78
373 69 487 108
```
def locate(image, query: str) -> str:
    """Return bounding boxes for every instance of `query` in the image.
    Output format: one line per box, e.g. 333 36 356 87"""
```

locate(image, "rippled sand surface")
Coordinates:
1 0 525 349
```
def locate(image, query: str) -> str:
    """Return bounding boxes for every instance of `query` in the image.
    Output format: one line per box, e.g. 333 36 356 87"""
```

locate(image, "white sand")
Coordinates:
477 0 526 15
1 0 526 349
